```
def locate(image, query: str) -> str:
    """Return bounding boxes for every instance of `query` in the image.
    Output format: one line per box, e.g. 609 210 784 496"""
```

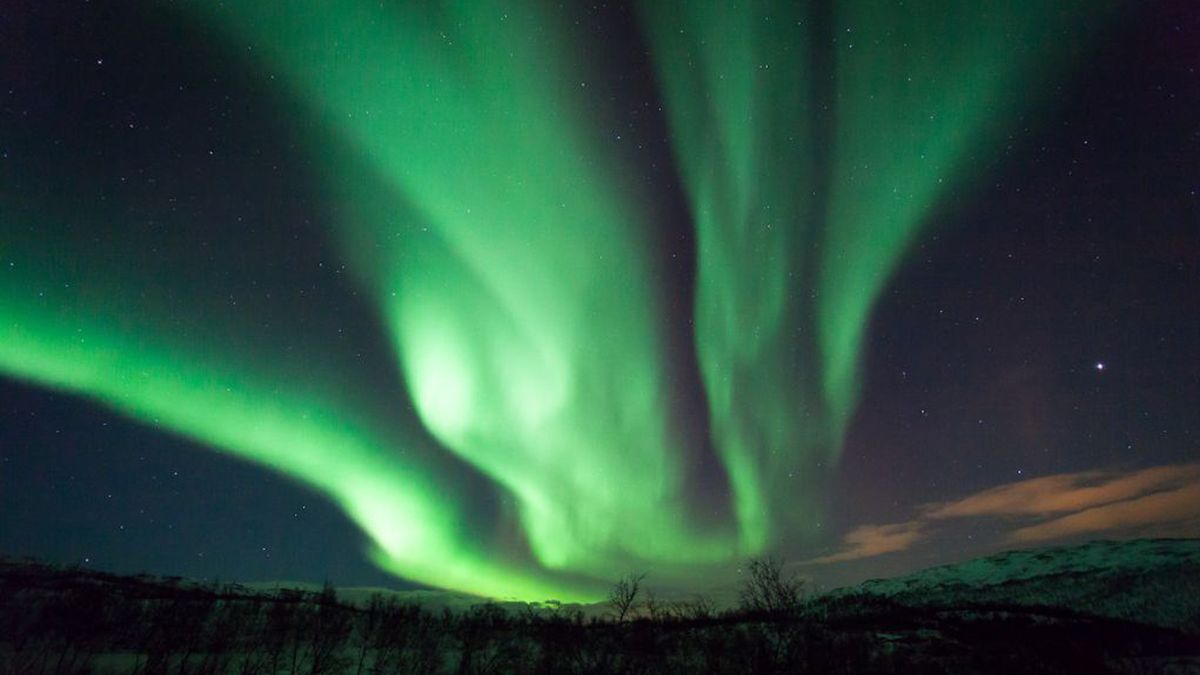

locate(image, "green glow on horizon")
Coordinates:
0 216 600 602
0 0 1109 600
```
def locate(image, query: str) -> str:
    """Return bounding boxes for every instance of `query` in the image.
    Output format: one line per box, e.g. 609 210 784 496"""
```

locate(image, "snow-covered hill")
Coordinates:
828 538 1200 631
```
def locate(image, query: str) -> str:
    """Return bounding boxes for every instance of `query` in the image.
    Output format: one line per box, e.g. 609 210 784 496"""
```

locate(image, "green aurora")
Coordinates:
0 1 1108 601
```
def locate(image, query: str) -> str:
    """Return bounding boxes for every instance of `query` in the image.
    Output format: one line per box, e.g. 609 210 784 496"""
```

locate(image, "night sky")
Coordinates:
1 1 1197 601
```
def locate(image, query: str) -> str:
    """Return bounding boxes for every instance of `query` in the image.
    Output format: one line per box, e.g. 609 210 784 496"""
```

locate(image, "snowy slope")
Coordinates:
828 538 1200 631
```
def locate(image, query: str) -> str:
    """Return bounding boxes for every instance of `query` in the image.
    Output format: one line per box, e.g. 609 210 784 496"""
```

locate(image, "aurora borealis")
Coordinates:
3 1 1198 600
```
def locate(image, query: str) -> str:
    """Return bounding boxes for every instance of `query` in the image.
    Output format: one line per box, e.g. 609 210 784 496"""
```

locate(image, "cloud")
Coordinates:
924 463 1200 520
805 522 925 564
808 461 1200 565
1010 479 1200 543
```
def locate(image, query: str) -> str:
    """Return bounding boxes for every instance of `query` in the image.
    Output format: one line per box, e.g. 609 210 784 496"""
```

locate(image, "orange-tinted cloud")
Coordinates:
925 463 1200 520
805 522 925 564
809 461 1200 565
1011 479 1200 542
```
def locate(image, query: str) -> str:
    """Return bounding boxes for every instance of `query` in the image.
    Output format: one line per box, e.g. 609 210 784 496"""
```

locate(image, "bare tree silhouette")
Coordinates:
739 557 806 616
607 573 646 622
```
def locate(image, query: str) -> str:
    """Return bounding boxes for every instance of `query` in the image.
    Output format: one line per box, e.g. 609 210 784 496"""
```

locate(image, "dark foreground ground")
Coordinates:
2 540 1199 675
